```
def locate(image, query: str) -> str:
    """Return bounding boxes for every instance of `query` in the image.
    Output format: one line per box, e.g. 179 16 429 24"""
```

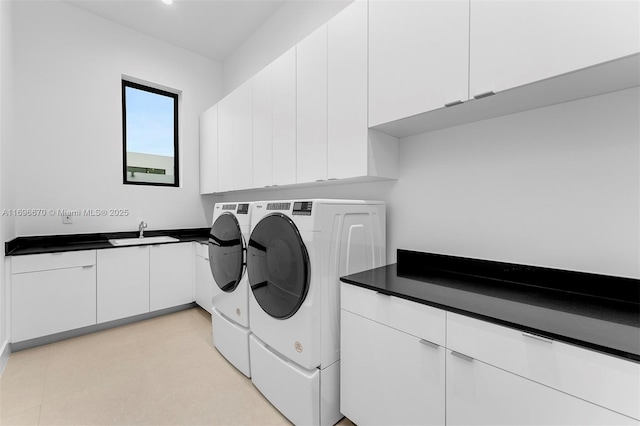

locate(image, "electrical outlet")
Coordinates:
63 215 73 224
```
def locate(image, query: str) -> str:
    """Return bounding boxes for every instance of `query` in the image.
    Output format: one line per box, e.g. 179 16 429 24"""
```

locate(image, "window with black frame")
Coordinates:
122 80 179 186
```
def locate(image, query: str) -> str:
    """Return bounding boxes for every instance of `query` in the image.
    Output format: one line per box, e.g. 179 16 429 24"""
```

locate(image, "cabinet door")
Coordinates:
97 247 149 323
150 243 194 311
341 310 445 426
233 81 253 191
447 350 638 426
217 96 234 192
470 0 640 97
327 0 368 180
296 24 328 183
195 253 214 314
368 0 469 126
199 104 218 194
12 265 97 342
271 47 297 186
252 64 273 188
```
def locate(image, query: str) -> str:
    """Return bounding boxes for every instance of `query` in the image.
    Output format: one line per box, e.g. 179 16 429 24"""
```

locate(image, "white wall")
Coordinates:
12 1 222 236
0 0 15 373
223 87 640 279
221 0 351 96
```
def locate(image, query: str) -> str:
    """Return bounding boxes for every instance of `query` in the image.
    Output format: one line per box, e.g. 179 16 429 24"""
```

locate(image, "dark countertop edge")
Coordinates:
340 273 640 363
5 228 210 256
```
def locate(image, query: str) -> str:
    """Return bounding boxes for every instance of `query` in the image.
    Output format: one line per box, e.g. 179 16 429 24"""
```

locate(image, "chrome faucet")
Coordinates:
139 221 147 238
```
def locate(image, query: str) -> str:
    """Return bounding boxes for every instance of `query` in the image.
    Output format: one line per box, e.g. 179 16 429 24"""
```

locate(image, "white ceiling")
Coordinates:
66 0 287 62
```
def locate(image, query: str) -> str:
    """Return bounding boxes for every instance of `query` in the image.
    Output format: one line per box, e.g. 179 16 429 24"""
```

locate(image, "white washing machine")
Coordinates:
247 199 386 426
208 201 254 378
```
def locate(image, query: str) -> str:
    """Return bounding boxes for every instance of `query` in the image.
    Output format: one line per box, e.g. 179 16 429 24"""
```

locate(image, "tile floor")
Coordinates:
0 308 355 426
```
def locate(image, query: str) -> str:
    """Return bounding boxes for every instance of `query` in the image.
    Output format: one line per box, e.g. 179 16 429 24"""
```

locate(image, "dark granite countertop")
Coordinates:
5 228 210 256
340 250 640 362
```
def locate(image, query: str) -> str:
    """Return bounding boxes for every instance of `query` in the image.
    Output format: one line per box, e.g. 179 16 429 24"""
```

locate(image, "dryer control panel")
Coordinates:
293 201 313 216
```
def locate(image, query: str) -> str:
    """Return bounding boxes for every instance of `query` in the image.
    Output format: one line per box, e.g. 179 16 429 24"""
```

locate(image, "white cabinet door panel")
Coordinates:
447 350 638 426
369 0 469 126
217 96 234 192
12 265 97 342
233 81 253 191
97 247 149 323
327 0 368 180
195 252 214 314
272 47 297 186
297 24 328 184
470 0 640 97
341 310 445 426
252 65 273 188
199 105 218 194
150 243 193 311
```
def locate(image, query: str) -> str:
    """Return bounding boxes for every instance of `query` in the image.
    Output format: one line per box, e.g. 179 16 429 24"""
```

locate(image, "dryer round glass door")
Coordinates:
247 213 310 319
209 213 245 292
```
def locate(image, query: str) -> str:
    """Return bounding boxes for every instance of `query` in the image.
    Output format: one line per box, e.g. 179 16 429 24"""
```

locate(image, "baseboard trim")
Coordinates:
10 303 197 352
0 339 10 377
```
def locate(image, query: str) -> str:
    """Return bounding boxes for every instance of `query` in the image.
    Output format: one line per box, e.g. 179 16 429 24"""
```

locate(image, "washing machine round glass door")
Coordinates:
247 213 310 319
208 213 245 292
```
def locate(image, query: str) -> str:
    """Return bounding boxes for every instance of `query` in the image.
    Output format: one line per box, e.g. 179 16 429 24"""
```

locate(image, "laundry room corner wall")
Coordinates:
12 1 222 237
0 0 16 375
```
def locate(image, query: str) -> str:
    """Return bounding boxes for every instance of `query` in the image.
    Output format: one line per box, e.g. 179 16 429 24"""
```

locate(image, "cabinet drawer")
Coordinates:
341 283 445 346
447 312 640 420
12 250 96 274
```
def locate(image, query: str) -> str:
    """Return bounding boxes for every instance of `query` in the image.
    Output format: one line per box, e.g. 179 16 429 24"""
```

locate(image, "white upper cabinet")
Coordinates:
327 0 368 180
199 105 218 194
217 95 234 193
272 47 297 186
217 81 253 192
328 0 398 180
252 64 273 188
233 81 253 190
469 0 640 97
296 24 328 184
368 0 470 127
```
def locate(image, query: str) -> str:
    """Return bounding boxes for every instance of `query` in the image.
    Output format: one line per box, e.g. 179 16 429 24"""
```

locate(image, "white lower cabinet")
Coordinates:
150 243 193 311
340 283 640 426
10 243 199 343
447 349 638 426
11 251 97 342
97 246 150 323
194 243 214 314
341 310 445 426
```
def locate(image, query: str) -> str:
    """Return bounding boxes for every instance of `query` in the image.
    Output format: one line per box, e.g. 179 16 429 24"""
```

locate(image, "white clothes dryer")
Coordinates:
247 199 385 426
209 201 254 377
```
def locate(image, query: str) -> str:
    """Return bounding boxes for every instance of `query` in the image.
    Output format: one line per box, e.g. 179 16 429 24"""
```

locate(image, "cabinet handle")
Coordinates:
419 339 439 349
444 100 464 108
315 179 325 182
450 351 474 362
81 265 94 268
473 90 495 100
327 178 339 181
522 332 553 344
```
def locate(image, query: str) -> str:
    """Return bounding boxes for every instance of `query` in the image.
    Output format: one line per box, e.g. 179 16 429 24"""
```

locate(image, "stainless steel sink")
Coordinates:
108 236 179 247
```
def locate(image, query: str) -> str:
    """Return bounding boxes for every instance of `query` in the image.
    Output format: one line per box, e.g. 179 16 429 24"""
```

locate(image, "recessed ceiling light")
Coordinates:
162 0 173 5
